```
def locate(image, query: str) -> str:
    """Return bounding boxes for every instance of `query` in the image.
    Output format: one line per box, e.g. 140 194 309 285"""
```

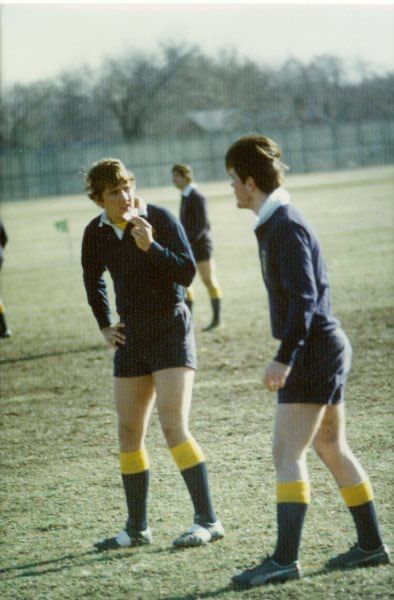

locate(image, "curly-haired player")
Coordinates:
82 158 224 550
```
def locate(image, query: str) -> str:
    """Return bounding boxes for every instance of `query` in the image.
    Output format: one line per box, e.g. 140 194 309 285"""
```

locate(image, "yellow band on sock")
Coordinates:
208 285 222 299
186 287 195 301
170 437 205 471
120 449 149 475
340 480 374 507
277 481 311 504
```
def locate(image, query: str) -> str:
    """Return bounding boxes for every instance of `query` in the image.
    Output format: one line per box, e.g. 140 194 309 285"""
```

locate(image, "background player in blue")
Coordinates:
225 136 389 588
82 158 224 550
172 164 222 330
0 219 12 338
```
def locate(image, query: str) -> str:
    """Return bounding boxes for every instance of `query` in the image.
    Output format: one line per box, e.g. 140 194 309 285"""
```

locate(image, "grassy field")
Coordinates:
0 166 393 599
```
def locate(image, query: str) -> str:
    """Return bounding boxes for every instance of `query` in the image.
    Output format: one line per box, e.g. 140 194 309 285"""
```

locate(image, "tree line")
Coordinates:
1 42 393 150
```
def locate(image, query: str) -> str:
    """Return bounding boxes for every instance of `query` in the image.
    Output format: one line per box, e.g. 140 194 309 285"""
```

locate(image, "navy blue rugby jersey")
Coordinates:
180 188 212 247
255 204 339 366
82 204 196 329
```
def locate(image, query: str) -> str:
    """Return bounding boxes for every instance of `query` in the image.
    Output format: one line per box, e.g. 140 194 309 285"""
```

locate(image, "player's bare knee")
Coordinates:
273 441 302 472
313 433 342 464
118 420 144 445
272 435 288 464
160 417 188 446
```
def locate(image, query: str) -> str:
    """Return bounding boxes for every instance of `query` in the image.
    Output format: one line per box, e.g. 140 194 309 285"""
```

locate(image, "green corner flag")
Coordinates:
54 219 69 233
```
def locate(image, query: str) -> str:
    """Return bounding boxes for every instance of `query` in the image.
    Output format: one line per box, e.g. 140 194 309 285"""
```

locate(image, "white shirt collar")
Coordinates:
98 211 124 239
254 186 290 230
182 183 197 197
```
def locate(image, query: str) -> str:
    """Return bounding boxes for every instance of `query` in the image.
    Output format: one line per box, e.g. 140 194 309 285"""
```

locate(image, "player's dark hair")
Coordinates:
86 158 135 201
172 164 193 181
225 135 287 193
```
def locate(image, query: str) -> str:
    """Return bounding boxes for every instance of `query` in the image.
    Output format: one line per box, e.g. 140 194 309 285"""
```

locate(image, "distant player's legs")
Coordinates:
94 376 155 550
197 259 222 330
313 405 388 564
0 296 11 338
154 367 223 545
185 286 194 313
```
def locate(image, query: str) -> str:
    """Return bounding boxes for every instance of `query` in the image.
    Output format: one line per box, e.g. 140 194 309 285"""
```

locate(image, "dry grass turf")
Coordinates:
0 166 393 599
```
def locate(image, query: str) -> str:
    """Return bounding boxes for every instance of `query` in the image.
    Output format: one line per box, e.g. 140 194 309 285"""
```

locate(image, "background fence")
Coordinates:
1 119 393 201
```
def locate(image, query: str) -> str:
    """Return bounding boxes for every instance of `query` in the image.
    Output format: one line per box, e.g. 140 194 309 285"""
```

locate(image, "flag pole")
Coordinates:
67 228 73 264
54 219 73 263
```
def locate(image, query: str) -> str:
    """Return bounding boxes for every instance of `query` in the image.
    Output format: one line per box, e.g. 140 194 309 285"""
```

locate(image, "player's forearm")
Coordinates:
89 298 112 330
274 298 315 366
146 242 196 287
83 276 112 330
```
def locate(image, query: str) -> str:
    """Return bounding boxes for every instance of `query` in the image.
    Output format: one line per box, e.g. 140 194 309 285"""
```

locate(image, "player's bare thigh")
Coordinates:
114 375 156 452
153 367 195 447
273 403 327 480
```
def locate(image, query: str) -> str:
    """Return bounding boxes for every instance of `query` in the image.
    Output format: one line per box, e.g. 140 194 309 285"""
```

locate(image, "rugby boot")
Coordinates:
325 543 390 570
232 556 300 589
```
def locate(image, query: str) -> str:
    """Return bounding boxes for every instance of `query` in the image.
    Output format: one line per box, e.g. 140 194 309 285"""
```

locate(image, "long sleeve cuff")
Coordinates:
274 342 301 367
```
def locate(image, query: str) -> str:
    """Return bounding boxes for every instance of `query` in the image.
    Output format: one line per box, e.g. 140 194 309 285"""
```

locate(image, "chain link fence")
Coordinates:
1 120 393 201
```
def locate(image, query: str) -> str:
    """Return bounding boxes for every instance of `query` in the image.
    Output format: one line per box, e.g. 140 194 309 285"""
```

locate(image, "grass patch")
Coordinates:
1 166 393 598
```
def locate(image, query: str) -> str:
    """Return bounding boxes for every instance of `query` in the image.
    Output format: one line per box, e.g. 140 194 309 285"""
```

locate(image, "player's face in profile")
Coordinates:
99 182 135 224
172 172 188 190
227 168 251 209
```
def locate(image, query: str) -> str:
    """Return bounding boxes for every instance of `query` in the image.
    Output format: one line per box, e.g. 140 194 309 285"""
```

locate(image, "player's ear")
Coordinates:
93 194 104 208
245 176 256 192
89 191 102 206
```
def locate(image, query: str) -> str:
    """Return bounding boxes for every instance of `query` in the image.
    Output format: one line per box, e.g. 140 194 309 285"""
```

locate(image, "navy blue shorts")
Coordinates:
191 237 213 262
278 328 352 405
114 303 197 377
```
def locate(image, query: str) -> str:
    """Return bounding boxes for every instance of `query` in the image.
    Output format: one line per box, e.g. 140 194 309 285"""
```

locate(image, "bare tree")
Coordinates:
1 43 392 149
96 43 197 140
2 82 56 148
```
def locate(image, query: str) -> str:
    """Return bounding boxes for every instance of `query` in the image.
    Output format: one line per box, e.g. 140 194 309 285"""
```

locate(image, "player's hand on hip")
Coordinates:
264 360 291 392
131 215 153 251
101 323 126 348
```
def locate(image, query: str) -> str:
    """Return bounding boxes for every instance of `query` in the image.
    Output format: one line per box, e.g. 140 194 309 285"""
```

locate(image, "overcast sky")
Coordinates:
2 2 393 87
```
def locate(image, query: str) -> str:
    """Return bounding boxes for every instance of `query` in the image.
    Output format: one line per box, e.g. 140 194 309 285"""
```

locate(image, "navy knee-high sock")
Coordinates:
340 481 383 550
120 450 150 533
273 481 310 565
170 438 217 524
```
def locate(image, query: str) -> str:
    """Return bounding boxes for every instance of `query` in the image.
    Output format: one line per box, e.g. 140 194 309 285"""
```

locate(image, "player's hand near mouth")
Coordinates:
130 215 154 251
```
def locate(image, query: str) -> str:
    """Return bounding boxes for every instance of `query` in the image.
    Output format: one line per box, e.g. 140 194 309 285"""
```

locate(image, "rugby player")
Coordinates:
172 164 222 330
82 158 224 550
0 219 12 338
225 136 390 588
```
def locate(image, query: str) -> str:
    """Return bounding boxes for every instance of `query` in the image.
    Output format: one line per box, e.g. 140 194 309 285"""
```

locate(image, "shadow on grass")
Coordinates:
0 547 150 579
160 587 231 600
0 344 104 365
0 550 96 577
0 544 218 581
160 568 331 599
